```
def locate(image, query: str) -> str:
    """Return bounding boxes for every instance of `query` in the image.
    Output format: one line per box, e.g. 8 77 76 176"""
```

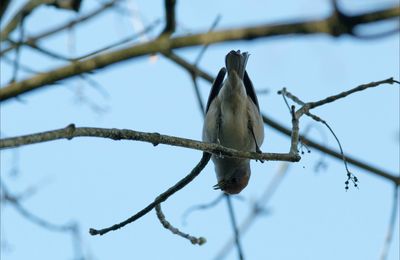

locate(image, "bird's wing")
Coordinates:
244 70 260 111
205 67 226 113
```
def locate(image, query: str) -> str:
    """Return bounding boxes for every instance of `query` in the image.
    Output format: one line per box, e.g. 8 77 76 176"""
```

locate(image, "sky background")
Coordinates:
1 0 399 260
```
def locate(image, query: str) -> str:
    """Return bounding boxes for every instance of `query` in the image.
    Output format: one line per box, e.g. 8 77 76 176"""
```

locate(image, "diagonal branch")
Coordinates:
1 5 398 101
89 152 211 236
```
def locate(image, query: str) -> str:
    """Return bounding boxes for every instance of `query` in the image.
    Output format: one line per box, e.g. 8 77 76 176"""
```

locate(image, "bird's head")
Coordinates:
213 163 251 194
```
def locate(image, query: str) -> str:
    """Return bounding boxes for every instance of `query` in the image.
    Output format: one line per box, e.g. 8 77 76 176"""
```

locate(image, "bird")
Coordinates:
202 50 264 194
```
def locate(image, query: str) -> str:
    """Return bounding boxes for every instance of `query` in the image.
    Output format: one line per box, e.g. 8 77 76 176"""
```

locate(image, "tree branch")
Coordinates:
0 0 118 55
214 162 290 259
0 0 11 19
225 195 244 260
155 204 206 245
161 51 400 186
379 184 399 260
1 0 54 41
89 152 211 236
161 0 176 35
1 5 398 101
0 178 74 232
0 124 300 162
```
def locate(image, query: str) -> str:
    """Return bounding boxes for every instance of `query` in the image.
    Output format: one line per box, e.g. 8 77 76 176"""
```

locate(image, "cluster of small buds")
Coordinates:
345 172 359 191
297 142 311 155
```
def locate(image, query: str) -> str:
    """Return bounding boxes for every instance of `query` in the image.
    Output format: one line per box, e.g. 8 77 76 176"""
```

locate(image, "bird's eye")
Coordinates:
231 178 238 184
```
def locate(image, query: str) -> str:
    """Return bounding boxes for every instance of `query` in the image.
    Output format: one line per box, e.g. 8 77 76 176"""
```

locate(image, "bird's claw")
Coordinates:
255 146 264 163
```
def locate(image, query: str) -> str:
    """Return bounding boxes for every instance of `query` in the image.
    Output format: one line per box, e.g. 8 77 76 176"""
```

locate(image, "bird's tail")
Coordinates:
225 50 249 79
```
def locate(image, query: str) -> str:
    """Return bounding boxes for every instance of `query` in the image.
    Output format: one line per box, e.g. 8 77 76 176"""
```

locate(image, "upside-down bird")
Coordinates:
202 50 264 194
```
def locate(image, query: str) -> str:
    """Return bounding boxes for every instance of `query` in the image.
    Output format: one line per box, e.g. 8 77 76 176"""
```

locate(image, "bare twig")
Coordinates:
182 194 224 225
1 55 41 74
278 78 399 187
215 162 290 259
190 76 206 116
161 0 176 35
262 115 400 185
225 195 245 260
0 0 11 18
155 204 206 245
0 178 85 258
1 0 54 41
89 152 211 236
0 124 299 162
9 12 26 84
5 19 161 63
379 185 399 260
189 14 222 116
193 14 222 66
162 51 214 82
48 0 82 12
1 0 118 55
0 178 73 232
1 6 399 101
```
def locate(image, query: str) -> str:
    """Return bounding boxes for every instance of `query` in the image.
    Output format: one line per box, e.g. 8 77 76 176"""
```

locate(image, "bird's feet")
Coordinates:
255 145 264 163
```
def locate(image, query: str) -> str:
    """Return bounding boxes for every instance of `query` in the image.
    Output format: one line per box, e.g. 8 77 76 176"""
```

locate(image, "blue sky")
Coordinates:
1 0 399 259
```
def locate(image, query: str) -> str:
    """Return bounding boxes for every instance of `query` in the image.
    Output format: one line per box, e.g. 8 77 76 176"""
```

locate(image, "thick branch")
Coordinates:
0 124 300 162
1 5 398 101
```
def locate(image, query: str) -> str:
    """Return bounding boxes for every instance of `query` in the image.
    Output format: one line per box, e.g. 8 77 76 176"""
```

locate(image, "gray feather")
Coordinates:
225 50 249 79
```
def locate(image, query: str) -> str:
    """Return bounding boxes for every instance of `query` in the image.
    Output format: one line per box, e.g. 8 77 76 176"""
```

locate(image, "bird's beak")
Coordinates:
213 180 225 190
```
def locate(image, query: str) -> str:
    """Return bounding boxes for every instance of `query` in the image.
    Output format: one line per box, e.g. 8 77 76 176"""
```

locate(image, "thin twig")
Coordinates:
0 0 11 18
1 0 119 55
0 179 73 232
161 0 176 35
194 14 222 66
379 185 399 260
262 114 399 185
278 79 400 187
6 19 161 63
215 162 290 259
182 194 224 225
225 195 244 260
189 14 222 116
9 12 26 83
89 152 211 236
190 76 206 116
155 204 206 245
0 178 86 258
1 0 54 41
